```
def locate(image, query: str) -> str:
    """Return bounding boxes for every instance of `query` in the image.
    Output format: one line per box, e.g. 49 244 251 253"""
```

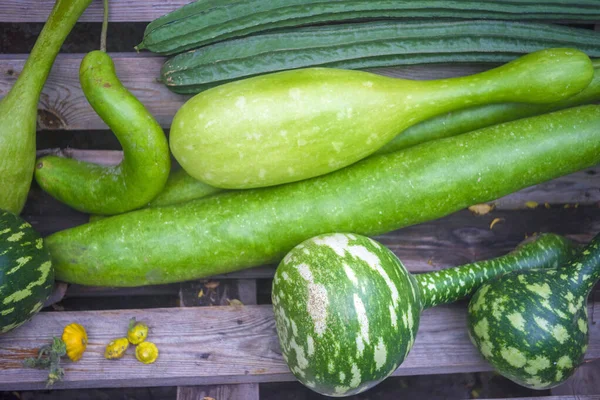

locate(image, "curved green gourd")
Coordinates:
46 105 600 287
1 210 53 334
0 0 93 214
140 2 600 56
273 233 576 396
34 1 171 215
170 48 593 190
377 63 600 155
148 167 222 208
468 233 600 390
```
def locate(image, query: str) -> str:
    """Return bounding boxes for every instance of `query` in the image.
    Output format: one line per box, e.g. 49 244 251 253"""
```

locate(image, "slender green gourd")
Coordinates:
377 62 600 155
46 106 600 287
170 48 593 190
273 233 576 396
1 210 53 334
33 0 171 215
161 21 600 94
140 2 600 56
468 233 600 390
0 0 93 214
148 168 221 208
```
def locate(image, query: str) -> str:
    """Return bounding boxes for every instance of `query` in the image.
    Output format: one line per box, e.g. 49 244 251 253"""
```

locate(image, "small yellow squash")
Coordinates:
104 338 129 360
135 341 158 364
127 318 149 345
61 323 88 362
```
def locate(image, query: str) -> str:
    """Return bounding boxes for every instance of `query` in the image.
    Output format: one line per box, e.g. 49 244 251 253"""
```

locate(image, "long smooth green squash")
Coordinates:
139 0 600 55
377 62 600 154
33 2 171 216
161 21 600 94
0 0 93 214
170 48 593 190
47 105 600 287
273 232 576 396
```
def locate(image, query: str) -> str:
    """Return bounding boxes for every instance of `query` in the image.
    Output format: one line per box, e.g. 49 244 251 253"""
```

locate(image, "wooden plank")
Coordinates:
551 360 600 396
176 279 259 400
480 396 600 400
0 53 495 131
0 301 599 390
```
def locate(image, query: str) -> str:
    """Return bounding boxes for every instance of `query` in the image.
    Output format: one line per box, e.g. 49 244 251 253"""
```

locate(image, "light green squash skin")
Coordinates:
170 48 593 189
273 233 420 396
468 234 600 389
0 210 53 334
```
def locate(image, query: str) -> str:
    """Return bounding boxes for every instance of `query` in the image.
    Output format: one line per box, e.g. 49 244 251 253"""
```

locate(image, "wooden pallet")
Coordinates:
1 1 600 399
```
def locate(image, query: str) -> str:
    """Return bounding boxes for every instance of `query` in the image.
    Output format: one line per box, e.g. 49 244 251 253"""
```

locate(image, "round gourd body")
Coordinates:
468 269 587 389
1 210 53 334
272 233 421 397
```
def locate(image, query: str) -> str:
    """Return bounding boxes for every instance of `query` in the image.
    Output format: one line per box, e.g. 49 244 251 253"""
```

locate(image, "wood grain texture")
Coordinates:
0 53 497 131
480 396 600 400
1 301 598 390
551 357 600 396
176 280 259 400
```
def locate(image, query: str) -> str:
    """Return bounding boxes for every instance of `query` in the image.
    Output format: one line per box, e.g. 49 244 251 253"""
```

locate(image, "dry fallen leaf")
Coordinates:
204 281 220 290
228 299 244 307
468 203 494 215
490 218 505 230
525 201 538 209
197 289 204 298
545 202 551 209
202 397 216 400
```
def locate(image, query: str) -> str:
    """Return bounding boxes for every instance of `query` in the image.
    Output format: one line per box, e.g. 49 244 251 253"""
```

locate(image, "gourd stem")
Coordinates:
100 0 109 52
415 234 577 309
569 233 600 298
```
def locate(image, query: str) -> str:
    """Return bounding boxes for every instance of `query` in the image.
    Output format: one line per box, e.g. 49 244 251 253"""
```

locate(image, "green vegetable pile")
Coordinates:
1 0 600 397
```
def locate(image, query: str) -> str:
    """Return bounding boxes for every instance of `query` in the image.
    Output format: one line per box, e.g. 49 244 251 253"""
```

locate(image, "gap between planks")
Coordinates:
1 301 599 391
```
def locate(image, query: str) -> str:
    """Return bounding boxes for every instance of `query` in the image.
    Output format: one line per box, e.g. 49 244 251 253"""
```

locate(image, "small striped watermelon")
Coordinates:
273 232 577 396
468 232 600 389
1 210 54 334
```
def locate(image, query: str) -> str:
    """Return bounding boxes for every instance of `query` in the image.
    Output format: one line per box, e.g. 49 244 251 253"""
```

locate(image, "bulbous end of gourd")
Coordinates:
272 233 421 397
467 270 587 390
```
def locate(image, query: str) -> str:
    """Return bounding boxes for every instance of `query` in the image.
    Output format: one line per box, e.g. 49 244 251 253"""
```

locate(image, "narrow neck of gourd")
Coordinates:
6 0 92 107
415 233 577 310
569 233 600 298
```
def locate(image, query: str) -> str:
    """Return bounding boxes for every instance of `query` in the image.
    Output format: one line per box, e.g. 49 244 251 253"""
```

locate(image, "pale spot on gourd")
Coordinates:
479 340 494 358
362 81 373 88
339 371 346 382
354 294 370 349
334 386 349 395
556 355 573 370
289 337 309 369
524 356 550 375
289 88 302 100
7 232 24 242
473 317 490 340
343 264 358 285
500 347 527 368
291 319 298 337
578 318 588 333
297 138 307 146
525 376 551 389
235 96 246 109
307 283 328 336
350 364 361 388
6 256 32 275
526 283 552 299
507 312 526 332
306 335 314 356
374 337 387 370
1 307 15 316
551 325 570 344
471 285 489 312
281 271 290 281
389 304 398 329
534 315 550 332
296 263 313 282
328 361 335 373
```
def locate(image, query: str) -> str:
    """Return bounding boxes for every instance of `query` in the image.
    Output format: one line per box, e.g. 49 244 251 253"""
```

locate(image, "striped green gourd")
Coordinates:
139 1 600 56
170 49 593 190
161 21 600 94
273 233 577 396
1 210 53 334
468 232 600 390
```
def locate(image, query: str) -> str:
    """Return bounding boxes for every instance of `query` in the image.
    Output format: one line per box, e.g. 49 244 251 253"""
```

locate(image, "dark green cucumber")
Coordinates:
1 210 53 334
34 5 171 215
468 232 600 389
377 63 600 155
274 233 575 396
46 105 600 287
139 0 600 55
161 20 600 94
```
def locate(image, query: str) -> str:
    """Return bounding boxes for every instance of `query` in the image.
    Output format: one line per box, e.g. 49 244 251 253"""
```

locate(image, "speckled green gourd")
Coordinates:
273 233 576 396
34 6 170 216
1 210 53 334
0 0 93 214
468 233 600 390
170 48 593 189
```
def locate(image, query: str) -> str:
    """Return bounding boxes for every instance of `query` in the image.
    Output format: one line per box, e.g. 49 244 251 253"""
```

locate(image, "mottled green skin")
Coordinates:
0 210 53 334
142 0 600 56
468 234 600 389
273 233 420 396
47 106 600 287
0 0 93 214
34 51 171 215
417 234 578 309
377 65 600 155
170 49 592 189
162 21 600 94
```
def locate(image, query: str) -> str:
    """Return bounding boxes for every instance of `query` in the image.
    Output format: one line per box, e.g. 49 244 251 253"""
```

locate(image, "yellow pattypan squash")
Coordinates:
135 341 158 364
61 323 88 362
127 318 149 345
105 338 129 360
